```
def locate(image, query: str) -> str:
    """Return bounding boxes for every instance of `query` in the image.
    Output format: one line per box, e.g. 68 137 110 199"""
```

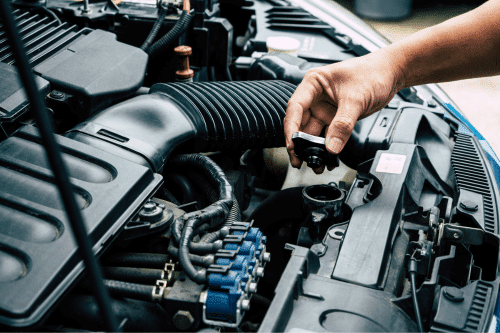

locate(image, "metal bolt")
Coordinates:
460 200 478 212
427 99 437 108
255 266 264 278
241 299 251 311
247 282 258 293
143 202 157 213
454 233 460 239
82 0 91 14
443 287 464 302
49 91 65 100
173 310 195 330
262 252 271 262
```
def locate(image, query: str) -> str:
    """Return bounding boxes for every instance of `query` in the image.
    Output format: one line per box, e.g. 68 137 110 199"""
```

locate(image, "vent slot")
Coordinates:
451 133 497 233
265 6 329 31
464 282 490 331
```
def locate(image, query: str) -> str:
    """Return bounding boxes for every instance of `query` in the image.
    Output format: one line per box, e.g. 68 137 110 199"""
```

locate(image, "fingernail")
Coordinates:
326 137 343 154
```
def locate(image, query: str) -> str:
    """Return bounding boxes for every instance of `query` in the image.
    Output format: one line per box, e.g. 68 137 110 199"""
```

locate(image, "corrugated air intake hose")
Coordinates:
65 80 296 172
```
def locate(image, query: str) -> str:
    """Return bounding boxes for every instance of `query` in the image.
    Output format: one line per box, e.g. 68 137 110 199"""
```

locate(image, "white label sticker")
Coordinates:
376 153 407 174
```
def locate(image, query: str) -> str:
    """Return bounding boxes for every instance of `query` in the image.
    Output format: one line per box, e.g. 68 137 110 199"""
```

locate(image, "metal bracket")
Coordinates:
438 224 484 246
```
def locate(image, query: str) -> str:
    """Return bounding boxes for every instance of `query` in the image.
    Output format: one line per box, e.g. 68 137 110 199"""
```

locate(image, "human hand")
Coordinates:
284 50 405 173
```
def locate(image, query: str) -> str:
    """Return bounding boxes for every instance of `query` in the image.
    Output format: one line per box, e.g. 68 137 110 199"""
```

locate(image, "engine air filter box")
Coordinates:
0 125 162 327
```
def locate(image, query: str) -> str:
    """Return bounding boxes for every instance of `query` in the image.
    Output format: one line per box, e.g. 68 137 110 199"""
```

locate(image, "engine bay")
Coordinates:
0 0 499 331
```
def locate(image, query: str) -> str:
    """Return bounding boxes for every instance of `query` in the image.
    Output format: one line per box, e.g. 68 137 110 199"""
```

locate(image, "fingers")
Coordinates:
285 71 325 168
325 100 360 155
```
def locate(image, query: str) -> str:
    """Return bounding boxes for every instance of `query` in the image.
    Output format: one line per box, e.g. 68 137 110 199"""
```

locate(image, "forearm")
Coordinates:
382 0 500 88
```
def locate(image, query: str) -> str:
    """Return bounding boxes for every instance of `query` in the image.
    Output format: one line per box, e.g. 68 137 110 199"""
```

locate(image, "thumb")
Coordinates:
325 101 361 155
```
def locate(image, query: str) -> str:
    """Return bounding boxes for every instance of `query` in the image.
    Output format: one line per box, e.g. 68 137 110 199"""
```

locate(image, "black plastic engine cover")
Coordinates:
33 29 148 114
0 125 162 327
0 63 50 122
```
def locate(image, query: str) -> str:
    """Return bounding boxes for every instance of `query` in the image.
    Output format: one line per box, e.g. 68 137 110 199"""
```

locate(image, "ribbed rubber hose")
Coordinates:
147 10 193 57
156 80 296 152
105 253 169 269
141 6 167 51
103 280 154 302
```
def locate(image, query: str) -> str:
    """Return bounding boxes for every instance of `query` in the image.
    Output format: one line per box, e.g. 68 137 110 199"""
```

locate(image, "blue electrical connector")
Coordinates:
202 221 270 327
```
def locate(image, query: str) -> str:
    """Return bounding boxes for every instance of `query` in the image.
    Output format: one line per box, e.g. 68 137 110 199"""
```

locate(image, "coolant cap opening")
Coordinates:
266 36 300 56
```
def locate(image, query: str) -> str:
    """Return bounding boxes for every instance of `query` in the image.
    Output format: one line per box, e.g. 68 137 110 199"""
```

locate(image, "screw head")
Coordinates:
49 91 65 100
443 287 464 302
143 202 156 213
173 310 195 330
460 200 478 212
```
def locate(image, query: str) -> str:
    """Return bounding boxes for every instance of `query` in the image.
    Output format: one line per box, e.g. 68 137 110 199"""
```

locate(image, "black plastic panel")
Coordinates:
452 133 499 233
0 62 50 122
243 1 355 63
0 125 162 327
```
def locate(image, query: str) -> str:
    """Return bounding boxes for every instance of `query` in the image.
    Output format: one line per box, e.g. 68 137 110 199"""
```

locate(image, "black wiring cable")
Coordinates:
141 5 167 51
209 66 217 82
0 2 119 331
224 67 233 81
147 10 193 57
41 7 62 24
409 260 424 332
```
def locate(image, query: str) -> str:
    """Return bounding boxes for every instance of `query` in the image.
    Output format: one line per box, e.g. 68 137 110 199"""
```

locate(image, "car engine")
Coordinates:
0 0 499 331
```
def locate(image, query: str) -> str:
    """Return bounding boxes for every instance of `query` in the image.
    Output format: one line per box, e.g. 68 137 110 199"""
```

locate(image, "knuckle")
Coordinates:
334 115 356 134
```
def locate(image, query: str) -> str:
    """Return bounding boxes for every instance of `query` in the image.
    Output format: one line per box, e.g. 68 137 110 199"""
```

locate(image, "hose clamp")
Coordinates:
152 280 167 302
164 262 175 284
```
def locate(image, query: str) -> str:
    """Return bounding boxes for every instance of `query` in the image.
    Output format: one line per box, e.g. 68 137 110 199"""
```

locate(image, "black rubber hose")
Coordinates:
105 252 169 269
178 216 207 283
103 267 165 285
409 260 424 332
141 6 167 51
104 280 155 302
168 154 234 283
167 173 197 205
169 154 233 257
0 2 119 331
167 240 214 267
147 10 193 57
169 154 233 231
200 230 220 243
